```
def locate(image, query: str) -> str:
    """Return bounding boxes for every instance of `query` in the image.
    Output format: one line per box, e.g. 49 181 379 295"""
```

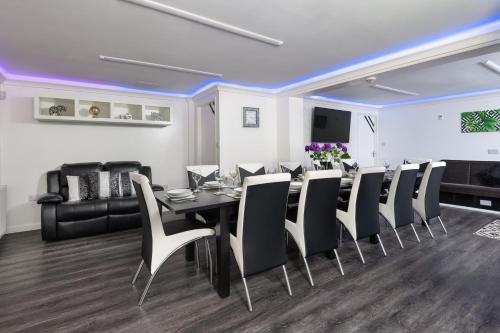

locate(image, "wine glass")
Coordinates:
267 167 276 174
229 169 238 188
214 169 225 195
383 160 390 171
192 169 202 193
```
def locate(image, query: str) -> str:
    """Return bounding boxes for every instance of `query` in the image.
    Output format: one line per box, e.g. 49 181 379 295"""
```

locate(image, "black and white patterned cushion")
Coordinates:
110 171 138 197
67 171 136 201
67 175 90 201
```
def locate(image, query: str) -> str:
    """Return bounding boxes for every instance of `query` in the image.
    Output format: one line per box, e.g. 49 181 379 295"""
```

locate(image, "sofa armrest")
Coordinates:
152 184 164 191
37 193 64 204
41 203 58 241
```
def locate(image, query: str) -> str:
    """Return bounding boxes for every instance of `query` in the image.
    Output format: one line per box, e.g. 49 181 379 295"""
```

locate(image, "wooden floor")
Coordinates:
1 207 500 333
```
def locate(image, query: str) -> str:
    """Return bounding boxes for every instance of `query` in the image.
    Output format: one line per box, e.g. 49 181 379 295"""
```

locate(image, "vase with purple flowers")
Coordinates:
305 142 351 169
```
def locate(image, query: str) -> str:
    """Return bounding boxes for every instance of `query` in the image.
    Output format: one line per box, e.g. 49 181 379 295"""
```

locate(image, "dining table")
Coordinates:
154 170 423 299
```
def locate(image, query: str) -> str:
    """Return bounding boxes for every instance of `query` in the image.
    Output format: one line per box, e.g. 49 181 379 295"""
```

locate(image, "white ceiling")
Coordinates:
0 0 499 95
311 46 500 105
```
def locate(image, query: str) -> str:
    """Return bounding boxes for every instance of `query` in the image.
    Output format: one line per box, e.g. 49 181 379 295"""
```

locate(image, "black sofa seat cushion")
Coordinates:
109 213 141 232
56 199 108 222
441 182 500 198
57 216 108 240
108 196 139 215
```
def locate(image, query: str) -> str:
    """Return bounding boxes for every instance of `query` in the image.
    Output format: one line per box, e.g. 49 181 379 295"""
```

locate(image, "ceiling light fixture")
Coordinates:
99 55 223 77
366 76 419 96
120 0 284 46
480 60 500 75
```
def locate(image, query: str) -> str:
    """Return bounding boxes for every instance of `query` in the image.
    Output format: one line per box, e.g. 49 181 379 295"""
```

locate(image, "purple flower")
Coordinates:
323 143 332 150
336 142 342 148
342 146 348 153
305 145 310 152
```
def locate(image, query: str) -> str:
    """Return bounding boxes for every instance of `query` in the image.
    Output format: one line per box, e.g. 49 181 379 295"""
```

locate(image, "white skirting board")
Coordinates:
0 185 6 239
441 203 500 215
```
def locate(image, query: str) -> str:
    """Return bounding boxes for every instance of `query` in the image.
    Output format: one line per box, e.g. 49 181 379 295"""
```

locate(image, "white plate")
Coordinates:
290 181 302 188
234 187 242 194
167 189 192 197
169 195 196 202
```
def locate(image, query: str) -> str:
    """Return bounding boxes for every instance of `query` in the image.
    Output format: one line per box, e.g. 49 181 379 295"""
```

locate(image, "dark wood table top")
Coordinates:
155 171 424 213
155 188 240 214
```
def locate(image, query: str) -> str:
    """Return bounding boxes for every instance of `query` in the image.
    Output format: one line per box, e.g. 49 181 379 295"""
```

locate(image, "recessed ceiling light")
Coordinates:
99 55 223 77
120 0 284 46
480 60 500 75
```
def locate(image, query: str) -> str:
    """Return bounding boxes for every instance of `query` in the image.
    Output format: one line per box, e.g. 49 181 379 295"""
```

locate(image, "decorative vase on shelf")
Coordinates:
48 105 66 117
88 106 101 118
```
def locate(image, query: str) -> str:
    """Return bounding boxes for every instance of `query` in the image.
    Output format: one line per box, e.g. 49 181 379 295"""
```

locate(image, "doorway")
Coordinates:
195 101 217 165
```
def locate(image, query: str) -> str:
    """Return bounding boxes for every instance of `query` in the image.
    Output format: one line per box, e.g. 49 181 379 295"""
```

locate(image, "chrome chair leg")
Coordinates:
139 273 157 306
334 249 345 276
437 216 448 234
393 228 404 249
423 220 434 238
377 234 387 256
282 265 292 296
339 224 343 245
302 256 314 287
194 241 200 270
205 237 213 285
354 240 365 264
132 260 144 285
410 224 421 243
242 276 253 312
205 238 209 270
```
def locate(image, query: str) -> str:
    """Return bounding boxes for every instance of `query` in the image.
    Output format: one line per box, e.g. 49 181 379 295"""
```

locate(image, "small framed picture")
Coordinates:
242 107 259 128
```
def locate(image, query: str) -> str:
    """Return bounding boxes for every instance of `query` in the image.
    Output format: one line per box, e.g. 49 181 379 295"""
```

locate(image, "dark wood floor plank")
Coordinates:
1 207 499 332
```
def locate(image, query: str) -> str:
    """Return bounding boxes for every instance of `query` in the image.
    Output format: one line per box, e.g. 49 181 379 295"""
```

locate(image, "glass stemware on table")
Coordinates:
229 169 238 188
214 169 225 195
191 169 202 193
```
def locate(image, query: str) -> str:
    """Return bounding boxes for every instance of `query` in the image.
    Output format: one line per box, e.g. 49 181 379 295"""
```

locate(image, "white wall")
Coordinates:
379 92 500 167
197 103 217 165
303 99 380 166
217 89 278 172
0 81 189 233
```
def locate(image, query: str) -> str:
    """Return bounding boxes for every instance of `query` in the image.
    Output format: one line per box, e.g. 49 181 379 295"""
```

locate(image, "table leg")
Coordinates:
185 213 195 262
216 206 231 298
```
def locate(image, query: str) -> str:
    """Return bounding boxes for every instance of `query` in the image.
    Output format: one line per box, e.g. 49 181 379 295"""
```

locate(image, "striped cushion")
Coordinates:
67 176 90 201
67 171 137 201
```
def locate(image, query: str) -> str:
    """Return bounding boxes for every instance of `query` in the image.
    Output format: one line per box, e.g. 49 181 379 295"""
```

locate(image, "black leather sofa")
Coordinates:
37 161 163 241
440 160 500 211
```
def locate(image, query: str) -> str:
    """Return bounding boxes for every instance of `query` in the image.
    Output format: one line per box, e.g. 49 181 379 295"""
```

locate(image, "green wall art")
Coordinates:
461 109 500 133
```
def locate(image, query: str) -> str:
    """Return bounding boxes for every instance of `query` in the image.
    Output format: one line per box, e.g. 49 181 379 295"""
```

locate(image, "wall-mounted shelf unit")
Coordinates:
34 96 172 127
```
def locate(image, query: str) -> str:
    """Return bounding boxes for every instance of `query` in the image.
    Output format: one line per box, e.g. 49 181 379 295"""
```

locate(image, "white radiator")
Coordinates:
0 185 6 239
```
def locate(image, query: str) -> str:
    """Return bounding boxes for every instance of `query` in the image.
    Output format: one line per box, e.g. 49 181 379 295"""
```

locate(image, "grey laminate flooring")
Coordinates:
1 207 499 333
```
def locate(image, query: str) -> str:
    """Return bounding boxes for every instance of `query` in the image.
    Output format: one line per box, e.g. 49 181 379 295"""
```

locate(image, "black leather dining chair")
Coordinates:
236 163 265 184
285 169 344 287
413 161 447 238
336 167 387 264
379 164 421 248
230 173 291 311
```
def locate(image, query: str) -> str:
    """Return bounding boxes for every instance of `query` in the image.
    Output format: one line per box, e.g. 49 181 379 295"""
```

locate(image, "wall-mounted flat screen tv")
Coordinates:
312 107 351 142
